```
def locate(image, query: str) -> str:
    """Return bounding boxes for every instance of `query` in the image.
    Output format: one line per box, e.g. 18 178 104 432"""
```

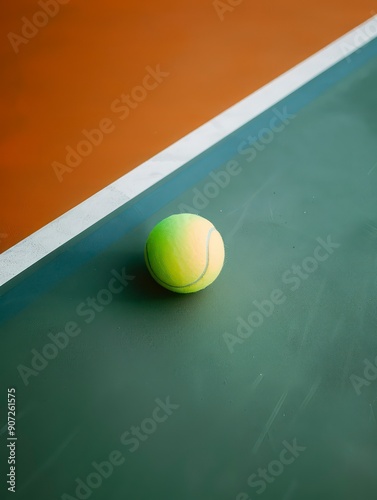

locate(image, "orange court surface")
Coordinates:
1 0 376 252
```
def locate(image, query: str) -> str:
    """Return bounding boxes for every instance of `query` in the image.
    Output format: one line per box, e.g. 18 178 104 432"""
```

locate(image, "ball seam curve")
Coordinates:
146 226 216 289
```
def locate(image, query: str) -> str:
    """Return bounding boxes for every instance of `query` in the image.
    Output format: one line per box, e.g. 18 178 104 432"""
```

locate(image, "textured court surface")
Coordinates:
1 37 377 500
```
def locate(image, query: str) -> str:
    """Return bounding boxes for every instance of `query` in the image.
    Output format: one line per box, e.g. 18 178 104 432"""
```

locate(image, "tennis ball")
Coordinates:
145 213 225 293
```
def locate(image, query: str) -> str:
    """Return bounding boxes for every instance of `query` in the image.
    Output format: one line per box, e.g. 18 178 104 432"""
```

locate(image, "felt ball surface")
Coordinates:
144 214 225 293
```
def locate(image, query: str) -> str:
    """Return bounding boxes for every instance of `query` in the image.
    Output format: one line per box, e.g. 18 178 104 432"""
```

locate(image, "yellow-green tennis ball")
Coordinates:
145 213 225 293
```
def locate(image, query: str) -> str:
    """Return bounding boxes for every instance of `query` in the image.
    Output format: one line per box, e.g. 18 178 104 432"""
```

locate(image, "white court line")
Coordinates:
1 16 377 287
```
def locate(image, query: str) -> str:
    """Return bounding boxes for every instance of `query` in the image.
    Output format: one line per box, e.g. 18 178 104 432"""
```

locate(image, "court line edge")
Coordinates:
1 15 376 287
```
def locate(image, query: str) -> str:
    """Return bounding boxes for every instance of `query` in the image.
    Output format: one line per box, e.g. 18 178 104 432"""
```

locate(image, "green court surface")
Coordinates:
1 39 377 500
